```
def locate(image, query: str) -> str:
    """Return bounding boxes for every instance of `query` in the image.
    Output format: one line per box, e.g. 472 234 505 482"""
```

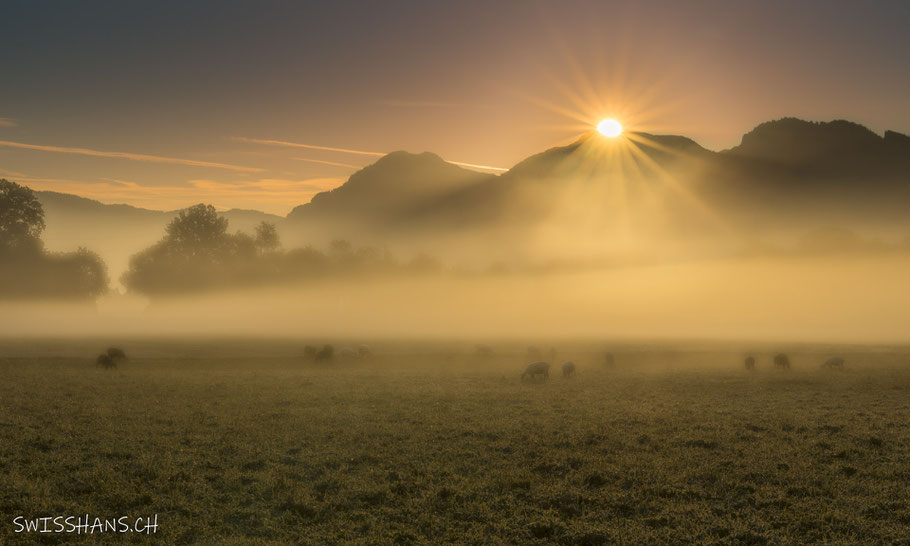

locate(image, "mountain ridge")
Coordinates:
9 116 910 274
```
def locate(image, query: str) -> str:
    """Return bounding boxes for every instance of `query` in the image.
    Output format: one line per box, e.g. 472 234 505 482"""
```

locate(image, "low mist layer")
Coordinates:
3 254 910 343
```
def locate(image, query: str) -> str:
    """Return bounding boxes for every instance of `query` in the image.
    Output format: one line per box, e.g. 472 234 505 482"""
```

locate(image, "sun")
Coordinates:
597 118 623 138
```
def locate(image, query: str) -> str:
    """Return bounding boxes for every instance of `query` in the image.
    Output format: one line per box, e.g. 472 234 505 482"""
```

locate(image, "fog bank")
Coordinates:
4 255 910 343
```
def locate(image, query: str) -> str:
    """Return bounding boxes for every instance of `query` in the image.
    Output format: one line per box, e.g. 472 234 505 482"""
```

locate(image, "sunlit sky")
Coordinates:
2 1 909 215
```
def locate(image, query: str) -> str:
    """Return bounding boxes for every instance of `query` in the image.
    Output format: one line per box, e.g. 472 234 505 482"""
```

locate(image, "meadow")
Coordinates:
1 339 910 544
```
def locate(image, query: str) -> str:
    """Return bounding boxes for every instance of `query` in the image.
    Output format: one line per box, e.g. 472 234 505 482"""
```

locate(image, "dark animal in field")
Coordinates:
744 356 756 370
562 361 576 378
527 346 543 361
315 345 334 362
604 352 615 368
96 354 116 369
358 344 372 358
823 356 845 369
475 345 494 358
521 361 550 381
303 345 317 360
106 347 128 362
774 353 791 369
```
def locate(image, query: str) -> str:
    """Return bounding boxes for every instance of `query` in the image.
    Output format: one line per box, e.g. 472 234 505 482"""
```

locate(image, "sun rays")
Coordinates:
498 34 734 241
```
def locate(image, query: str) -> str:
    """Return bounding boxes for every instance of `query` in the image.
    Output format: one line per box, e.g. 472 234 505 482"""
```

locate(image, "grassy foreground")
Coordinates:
1 341 910 544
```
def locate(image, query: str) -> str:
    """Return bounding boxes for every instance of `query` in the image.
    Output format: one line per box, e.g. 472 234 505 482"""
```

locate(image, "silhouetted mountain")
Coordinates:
283 151 493 245
287 151 492 220
704 119 910 227
502 130 709 181
396 130 715 237
280 118 910 261
725 118 910 169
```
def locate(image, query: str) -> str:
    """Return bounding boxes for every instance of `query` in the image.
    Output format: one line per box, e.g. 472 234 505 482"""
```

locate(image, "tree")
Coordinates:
66 247 109 297
0 180 108 299
0 179 45 255
254 221 280 253
123 204 262 294
164 204 230 257
329 239 353 255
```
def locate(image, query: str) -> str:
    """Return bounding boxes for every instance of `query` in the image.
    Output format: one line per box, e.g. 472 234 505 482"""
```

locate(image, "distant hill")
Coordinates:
725 118 910 169
703 119 910 226
283 151 493 246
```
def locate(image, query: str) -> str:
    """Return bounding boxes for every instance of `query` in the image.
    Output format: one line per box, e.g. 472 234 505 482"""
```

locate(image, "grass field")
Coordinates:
2 339 910 544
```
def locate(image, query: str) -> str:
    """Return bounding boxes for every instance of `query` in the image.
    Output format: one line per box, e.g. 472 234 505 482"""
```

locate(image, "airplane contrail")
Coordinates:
0 140 265 172
233 136 508 172
446 160 508 172
232 137 384 157
289 157 365 169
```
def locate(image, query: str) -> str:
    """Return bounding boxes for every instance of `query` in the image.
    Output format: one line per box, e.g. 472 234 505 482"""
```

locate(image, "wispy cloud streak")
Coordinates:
289 157 365 169
0 140 264 172
232 137 384 157
446 160 507 172
234 136 508 172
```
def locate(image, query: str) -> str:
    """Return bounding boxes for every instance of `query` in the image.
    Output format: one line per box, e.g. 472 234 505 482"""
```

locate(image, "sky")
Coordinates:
2 0 910 215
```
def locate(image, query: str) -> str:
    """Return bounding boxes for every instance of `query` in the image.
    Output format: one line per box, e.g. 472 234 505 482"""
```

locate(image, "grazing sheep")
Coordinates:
604 352 615 368
562 361 576 378
106 347 128 362
521 361 550 381
315 345 334 363
527 346 543 361
303 345 317 360
823 356 845 370
774 353 791 370
96 353 116 369
744 356 756 371
338 346 359 359
358 344 373 358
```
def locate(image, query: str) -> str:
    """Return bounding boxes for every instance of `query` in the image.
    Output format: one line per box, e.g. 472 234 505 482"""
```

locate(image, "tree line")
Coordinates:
1 179 442 299
0 179 108 299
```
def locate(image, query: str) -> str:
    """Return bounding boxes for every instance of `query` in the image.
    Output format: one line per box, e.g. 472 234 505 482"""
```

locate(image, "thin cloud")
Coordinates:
445 160 508 172
0 140 264 173
234 136 508 172
0 118 18 128
289 157 365 169
231 137 384 157
187 178 341 194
